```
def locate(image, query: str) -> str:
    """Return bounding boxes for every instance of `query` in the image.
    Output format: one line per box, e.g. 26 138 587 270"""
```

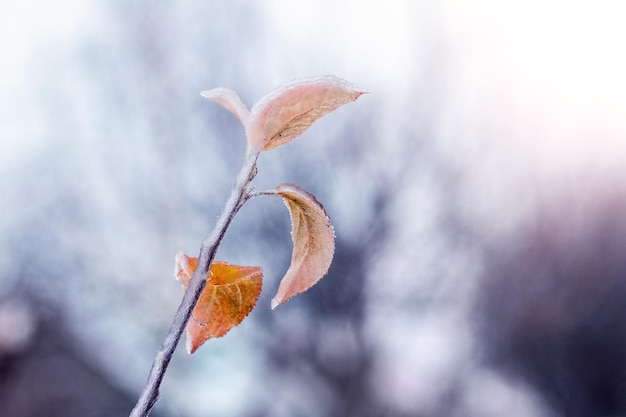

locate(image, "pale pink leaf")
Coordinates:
271 183 335 308
201 87 250 125
247 75 368 151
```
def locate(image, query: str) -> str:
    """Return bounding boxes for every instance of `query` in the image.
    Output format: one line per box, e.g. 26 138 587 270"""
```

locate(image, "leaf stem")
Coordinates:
247 189 277 199
129 145 260 417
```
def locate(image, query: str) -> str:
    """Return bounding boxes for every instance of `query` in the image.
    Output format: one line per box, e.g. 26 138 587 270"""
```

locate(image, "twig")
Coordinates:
247 190 277 199
129 145 260 417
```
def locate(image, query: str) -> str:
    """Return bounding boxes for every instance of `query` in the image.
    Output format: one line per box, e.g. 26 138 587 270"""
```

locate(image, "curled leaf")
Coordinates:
248 75 368 151
271 184 335 309
200 87 250 125
174 253 263 353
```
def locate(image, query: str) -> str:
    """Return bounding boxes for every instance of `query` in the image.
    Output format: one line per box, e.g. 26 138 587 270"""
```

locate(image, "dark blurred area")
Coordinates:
1 1 625 417
0 296 169 417
478 179 626 417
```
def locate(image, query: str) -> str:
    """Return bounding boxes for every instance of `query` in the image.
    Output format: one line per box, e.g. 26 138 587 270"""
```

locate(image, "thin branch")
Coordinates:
247 189 277 199
129 145 260 417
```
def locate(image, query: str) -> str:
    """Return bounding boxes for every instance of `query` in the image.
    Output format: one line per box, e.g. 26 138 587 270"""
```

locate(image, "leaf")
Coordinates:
201 75 367 151
271 184 335 309
174 253 263 353
200 87 250 125
247 75 368 151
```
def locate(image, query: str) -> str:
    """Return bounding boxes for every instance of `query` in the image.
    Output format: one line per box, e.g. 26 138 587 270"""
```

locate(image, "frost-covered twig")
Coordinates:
129 75 366 417
129 146 259 417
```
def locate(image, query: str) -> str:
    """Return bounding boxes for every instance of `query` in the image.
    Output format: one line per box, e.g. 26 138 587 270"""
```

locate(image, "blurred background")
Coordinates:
1 1 626 416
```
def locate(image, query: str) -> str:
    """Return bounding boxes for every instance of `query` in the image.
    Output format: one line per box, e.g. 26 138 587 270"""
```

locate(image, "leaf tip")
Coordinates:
174 251 196 288
201 87 250 125
186 336 197 354
355 87 369 97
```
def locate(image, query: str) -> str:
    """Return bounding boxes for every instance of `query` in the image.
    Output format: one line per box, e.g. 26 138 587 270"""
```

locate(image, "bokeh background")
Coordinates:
1 1 626 416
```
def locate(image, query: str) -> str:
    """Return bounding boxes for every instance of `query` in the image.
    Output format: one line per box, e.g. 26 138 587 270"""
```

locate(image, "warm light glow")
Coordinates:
441 0 626 172
270 0 626 173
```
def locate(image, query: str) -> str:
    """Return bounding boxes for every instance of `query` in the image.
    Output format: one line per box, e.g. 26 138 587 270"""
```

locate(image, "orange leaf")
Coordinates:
271 184 335 308
174 253 263 353
248 75 368 151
